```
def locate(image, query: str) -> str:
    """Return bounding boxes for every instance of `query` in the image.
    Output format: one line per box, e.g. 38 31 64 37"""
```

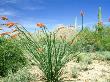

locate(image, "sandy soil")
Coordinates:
62 60 110 82
29 59 110 82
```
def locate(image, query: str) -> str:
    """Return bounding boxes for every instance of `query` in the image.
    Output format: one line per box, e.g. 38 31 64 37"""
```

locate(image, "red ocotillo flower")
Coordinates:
6 22 15 28
11 34 18 39
36 23 45 28
1 16 8 20
0 32 11 36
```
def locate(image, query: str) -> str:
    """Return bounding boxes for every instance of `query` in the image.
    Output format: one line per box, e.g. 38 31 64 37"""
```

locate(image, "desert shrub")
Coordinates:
93 26 110 51
76 53 92 64
80 62 88 71
77 27 110 52
72 66 78 78
100 51 110 61
76 53 91 71
76 28 97 52
0 37 27 77
101 27 110 51
94 51 110 61
2 67 36 82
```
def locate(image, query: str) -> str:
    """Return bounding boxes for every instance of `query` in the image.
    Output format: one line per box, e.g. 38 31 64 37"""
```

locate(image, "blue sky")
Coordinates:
0 0 110 31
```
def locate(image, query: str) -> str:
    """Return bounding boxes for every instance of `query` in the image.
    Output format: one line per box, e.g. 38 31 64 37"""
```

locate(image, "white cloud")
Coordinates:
22 0 46 11
0 0 45 4
4 0 17 3
0 9 15 16
22 6 45 10
0 0 18 5
0 0 46 11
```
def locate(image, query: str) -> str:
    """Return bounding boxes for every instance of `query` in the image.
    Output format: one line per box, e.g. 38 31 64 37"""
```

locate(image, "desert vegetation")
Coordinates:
0 7 110 82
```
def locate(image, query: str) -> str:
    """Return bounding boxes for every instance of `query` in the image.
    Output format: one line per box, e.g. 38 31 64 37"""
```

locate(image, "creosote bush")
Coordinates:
76 53 92 64
0 37 27 77
76 26 110 52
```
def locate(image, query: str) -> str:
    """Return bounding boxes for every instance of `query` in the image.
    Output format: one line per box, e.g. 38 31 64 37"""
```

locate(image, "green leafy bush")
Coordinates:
75 28 97 52
76 27 110 52
0 37 27 77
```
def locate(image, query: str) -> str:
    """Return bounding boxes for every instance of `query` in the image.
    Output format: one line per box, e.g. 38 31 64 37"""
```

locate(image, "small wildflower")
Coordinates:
36 23 45 28
76 35 80 40
36 48 44 53
1 16 8 20
80 10 84 16
6 22 15 28
11 34 18 39
84 79 89 82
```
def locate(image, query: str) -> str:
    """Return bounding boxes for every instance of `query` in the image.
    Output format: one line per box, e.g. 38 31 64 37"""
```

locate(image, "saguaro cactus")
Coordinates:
96 7 103 32
98 7 102 22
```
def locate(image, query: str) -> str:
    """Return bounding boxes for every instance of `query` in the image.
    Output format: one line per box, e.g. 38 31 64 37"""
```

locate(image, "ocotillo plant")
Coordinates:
13 22 79 82
0 16 81 82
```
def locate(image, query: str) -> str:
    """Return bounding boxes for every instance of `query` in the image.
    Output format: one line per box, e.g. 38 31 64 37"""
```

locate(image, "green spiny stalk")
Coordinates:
98 7 102 22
